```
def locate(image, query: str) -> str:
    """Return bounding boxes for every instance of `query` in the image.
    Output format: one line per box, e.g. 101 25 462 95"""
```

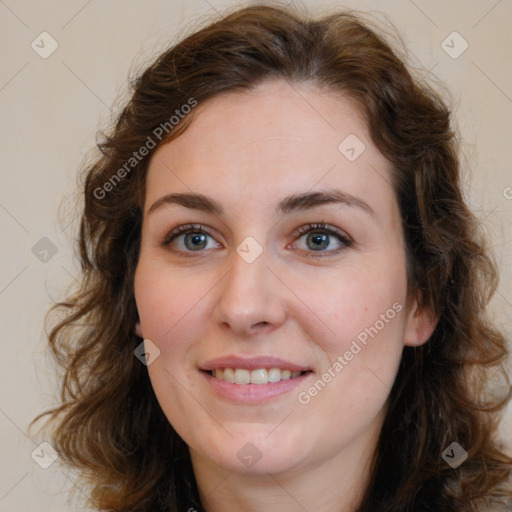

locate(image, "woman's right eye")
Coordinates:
162 224 221 254
161 222 352 258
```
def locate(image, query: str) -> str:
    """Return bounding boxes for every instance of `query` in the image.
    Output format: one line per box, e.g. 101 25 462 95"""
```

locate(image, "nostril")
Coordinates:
251 321 270 331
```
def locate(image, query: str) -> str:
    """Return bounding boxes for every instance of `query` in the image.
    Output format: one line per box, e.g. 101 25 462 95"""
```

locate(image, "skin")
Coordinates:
134 78 437 512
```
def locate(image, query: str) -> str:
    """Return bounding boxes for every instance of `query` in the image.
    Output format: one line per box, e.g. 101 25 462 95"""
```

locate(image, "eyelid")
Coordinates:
293 222 351 241
161 222 352 257
290 222 352 257
161 223 215 246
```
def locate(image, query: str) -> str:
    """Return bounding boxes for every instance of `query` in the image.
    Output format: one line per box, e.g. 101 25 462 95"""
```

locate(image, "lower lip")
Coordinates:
201 370 312 404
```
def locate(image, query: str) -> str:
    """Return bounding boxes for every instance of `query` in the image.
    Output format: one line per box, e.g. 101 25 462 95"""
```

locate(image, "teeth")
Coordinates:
250 368 267 384
268 368 281 383
210 368 306 384
223 368 235 383
234 368 250 384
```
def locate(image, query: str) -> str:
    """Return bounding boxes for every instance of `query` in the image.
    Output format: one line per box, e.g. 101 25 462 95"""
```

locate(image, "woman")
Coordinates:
33 4 512 511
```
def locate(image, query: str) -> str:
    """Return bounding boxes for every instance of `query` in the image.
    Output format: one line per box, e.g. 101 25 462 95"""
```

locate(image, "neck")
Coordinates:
189 421 381 512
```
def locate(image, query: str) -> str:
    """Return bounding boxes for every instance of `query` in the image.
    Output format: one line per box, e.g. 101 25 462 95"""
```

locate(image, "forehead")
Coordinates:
144 79 396 221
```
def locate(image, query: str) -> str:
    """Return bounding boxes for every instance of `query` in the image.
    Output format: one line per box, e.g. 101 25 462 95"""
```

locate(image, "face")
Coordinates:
134 79 435 478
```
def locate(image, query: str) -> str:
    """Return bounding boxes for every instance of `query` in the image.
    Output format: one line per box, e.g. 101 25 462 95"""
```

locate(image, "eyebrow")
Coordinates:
147 189 375 217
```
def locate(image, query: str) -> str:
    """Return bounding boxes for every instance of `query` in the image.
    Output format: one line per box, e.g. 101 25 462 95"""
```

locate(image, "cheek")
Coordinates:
292 255 407 418
294 255 407 354
133 261 211 362
133 263 212 431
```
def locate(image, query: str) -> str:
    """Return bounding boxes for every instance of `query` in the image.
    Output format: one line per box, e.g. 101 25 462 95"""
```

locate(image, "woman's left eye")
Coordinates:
292 223 351 257
161 222 351 257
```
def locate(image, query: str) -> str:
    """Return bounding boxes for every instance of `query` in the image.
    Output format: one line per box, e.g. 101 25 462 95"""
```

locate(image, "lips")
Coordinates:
210 367 306 385
199 355 313 402
200 355 311 373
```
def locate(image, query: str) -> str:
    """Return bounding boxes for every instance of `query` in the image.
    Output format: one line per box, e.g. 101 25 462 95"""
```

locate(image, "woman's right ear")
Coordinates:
135 320 143 338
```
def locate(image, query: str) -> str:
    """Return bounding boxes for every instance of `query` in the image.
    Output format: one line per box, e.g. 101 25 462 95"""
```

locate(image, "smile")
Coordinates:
209 368 309 384
202 369 312 403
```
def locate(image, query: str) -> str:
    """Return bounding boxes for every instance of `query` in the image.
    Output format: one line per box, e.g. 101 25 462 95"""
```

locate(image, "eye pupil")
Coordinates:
185 233 207 250
166 224 346 256
307 232 329 250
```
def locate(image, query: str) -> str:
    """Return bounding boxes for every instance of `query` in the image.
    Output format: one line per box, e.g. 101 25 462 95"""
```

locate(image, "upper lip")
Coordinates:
200 355 311 372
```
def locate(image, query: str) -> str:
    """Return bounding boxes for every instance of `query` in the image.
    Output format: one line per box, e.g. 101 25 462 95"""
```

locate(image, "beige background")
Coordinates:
1 0 510 510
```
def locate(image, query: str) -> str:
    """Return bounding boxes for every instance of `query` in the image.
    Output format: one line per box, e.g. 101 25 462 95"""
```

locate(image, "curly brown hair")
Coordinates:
31 3 512 511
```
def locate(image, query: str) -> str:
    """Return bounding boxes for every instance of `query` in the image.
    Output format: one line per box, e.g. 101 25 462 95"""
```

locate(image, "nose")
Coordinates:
212 246 287 338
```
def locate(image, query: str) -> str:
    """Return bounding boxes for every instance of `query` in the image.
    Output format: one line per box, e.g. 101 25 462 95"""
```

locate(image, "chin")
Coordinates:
215 446 303 476
190 427 312 476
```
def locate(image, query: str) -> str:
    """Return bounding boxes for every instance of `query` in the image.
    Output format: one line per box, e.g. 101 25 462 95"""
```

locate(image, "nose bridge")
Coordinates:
213 242 286 335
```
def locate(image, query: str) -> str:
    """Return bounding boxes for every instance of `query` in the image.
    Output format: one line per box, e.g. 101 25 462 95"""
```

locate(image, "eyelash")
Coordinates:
161 222 352 258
